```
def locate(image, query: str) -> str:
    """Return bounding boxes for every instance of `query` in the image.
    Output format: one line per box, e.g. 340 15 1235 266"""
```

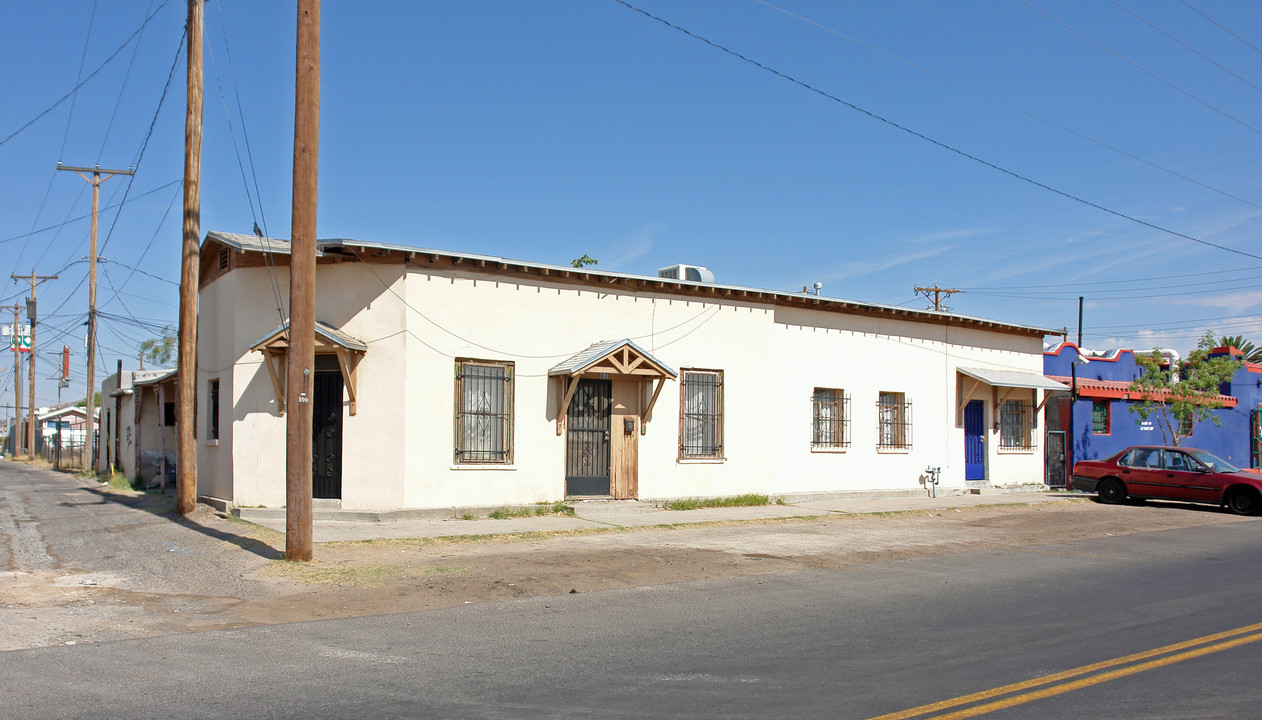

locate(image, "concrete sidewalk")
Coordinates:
233 489 1085 543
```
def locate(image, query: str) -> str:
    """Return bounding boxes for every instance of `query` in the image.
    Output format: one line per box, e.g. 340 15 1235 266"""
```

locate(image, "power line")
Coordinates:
0 179 182 246
613 0 1262 263
98 0 160 165
0 0 173 149
963 264 1262 291
98 26 185 258
1021 0 1262 139
60 0 99 161
1180 1 1262 60
1111 0 1262 97
753 0 1262 212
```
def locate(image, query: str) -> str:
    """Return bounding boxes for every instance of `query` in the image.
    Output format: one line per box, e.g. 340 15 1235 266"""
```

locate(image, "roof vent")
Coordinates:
657 264 715 283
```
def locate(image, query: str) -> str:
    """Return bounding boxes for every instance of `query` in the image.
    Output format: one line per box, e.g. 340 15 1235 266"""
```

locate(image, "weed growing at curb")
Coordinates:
662 493 772 511
486 502 575 520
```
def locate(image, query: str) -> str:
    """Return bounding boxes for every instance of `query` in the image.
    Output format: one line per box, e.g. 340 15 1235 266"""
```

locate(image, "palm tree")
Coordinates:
1218 335 1262 363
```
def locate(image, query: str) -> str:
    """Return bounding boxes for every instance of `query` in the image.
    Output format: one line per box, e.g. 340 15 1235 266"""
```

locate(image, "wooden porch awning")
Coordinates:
249 320 367 416
549 339 677 435
956 367 1069 424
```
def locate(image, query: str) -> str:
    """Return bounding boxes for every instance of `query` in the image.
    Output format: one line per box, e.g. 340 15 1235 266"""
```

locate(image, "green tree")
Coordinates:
570 254 598 268
139 326 176 368
1128 331 1242 446
1217 334 1262 363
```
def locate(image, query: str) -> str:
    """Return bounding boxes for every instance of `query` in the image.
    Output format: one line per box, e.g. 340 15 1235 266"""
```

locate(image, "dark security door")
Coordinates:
1045 430 1066 487
566 379 611 496
964 400 985 481
312 369 344 499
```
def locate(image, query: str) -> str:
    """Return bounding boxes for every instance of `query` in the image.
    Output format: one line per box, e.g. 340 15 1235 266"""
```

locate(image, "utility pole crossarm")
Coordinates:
913 284 962 312
58 163 132 471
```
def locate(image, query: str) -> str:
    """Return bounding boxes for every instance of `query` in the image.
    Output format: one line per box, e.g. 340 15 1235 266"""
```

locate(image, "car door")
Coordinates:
1160 449 1217 502
1117 448 1164 497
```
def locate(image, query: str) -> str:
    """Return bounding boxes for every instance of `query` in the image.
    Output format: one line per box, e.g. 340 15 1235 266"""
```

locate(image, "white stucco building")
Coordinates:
98 367 178 485
195 231 1063 511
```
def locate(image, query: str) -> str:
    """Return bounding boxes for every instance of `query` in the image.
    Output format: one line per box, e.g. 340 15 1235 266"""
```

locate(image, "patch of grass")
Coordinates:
486 502 574 519
458 511 479 521
101 470 142 492
488 505 532 520
662 493 772 511
535 500 575 517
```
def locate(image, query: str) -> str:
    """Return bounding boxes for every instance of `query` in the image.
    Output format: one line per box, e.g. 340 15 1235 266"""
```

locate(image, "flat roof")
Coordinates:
205 232 1061 338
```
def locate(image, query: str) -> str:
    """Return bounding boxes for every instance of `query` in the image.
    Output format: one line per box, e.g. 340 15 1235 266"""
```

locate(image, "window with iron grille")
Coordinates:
454 360 514 463
877 392 912 449
998 400 1034 450
1092 401 1109 434
1178 412 1193 437
680 370 723 459
811 388 850 450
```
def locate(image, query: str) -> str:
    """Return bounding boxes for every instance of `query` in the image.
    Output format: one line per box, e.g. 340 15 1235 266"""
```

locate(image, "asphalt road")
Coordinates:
2 509 1260 718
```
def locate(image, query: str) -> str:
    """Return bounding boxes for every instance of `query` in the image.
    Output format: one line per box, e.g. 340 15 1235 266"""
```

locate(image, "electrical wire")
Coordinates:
1022 0 1262 139
98 0 159 164
1111 0 1262 97
0 0 173 149
98 27 185 257
0 180 183 246
1180 1 1262 60
205 15 286 329
753 0 1262 212
60 0 98 161
963 264 1262 291
613 0 1262 264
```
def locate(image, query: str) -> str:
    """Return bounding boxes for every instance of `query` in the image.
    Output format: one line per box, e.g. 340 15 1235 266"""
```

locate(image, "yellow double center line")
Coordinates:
866 621 1262 720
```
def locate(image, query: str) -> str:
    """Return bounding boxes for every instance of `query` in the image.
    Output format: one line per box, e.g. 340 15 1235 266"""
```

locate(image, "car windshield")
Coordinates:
1187 450 1239 473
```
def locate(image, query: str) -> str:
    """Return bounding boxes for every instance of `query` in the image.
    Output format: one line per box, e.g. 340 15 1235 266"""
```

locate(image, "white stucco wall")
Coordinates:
201 253 1051 510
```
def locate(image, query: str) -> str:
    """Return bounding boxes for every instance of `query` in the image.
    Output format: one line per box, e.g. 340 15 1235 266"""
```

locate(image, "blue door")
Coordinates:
965 400 985 481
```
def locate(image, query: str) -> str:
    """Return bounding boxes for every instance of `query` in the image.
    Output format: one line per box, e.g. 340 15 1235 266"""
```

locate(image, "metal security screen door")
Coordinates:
1045 430 1066 487
964 399 985 481
566 379 611 496
312 369 344 499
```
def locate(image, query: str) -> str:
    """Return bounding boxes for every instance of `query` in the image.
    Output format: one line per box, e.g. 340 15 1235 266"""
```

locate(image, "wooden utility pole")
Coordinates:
913 284 962 312
57 164 133 471
178 0 204 515
8 305 22 455
13 272 57 459
286 0 320 562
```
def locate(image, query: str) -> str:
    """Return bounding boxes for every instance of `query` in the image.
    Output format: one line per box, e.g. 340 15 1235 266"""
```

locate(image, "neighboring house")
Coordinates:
97 367 178 485
1043 342 1252 479
1206 346 1262 471
37 404 90 444
196 231 1062 512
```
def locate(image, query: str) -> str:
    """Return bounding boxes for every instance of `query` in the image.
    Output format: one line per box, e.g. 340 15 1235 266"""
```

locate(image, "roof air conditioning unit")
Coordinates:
657 264 715 283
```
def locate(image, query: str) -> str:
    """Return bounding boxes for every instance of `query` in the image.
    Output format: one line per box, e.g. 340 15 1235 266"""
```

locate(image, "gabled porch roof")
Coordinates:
249 320 367 416
549 338 677 379
550 339 677 436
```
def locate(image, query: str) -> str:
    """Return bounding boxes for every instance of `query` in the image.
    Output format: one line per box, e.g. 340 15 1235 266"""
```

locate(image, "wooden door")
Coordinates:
610 378 639 499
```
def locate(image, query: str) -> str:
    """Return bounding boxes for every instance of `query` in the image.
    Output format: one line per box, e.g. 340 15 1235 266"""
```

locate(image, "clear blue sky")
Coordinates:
3 0 1262 410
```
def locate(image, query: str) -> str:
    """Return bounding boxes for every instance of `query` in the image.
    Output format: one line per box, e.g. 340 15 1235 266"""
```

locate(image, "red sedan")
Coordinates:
1070 445 1262 516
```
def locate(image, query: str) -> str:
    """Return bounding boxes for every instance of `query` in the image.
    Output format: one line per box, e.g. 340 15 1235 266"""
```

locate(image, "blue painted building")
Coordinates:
1043 342 1258 479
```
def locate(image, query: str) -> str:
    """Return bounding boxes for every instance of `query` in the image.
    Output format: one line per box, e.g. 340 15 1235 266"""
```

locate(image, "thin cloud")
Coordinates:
600 224 661 271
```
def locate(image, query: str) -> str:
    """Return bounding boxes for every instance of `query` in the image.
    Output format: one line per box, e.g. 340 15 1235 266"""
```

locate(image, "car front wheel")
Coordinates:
1226 488 1261 516
1097 478 1127 505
